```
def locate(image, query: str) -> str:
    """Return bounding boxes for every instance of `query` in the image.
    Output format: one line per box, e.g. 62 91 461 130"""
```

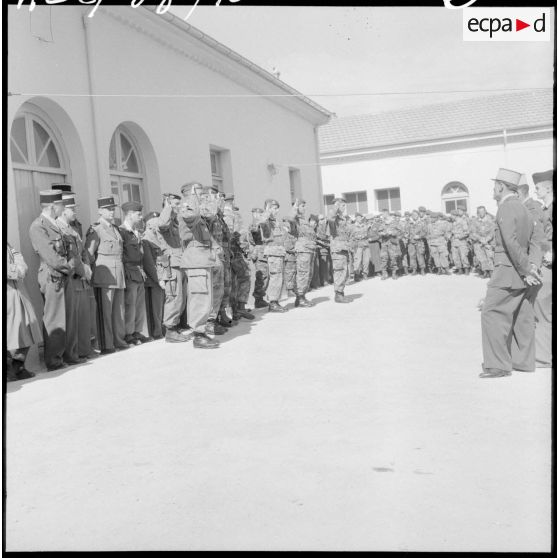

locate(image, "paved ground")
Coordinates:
5 274 552 551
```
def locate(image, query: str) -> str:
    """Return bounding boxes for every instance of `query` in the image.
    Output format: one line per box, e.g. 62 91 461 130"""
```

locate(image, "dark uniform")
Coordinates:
316 217 331 286
29 190 74 370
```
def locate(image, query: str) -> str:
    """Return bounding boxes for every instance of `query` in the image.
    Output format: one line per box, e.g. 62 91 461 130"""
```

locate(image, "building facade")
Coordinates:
319 90 553 216
8 4 331 314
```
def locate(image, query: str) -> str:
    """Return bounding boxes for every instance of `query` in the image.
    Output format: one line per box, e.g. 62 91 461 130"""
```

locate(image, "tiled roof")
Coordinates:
319 90 553 154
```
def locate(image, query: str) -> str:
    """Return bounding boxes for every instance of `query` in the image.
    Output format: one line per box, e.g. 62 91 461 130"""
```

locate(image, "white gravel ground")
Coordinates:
5 273 552 551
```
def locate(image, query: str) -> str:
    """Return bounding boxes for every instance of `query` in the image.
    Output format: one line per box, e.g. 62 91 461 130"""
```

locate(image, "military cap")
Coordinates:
393 211 401 217
532 169 554 184
164 193 181 201
418 206 426 212
97 195 116 209
308 213 319 222
121 201 143 213
180 182 204 196
491 167 522 190
202 185 219 195
40 190 63 204
264 198 280 208
224 192 235 201
144 211 160 222
251 207 264 214
51 183 73 192
61 193 77 207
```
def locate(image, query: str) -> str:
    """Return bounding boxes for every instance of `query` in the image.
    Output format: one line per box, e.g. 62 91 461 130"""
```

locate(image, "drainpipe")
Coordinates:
82 12 104 201
502 128 508 165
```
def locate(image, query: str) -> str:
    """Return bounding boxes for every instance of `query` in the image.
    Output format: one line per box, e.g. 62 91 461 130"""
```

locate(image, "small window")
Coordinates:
342 191 368 214
442 182 469 213
375 188 400 212
210 150 224 192
289 168 301 203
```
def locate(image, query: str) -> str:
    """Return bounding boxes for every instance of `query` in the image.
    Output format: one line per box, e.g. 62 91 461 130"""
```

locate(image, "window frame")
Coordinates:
374 188 401 212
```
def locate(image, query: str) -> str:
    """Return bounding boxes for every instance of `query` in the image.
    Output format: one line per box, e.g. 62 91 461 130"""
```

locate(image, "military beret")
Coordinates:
264 198 280 208
61 193 77 207
224 192 235 201
97 195 116 209
144 211 160 222
51 183 73 192
532 169 554 184
122 201 143 213
251 207 264 213
418 206 426 212
163 193 181 201
40 190 63 204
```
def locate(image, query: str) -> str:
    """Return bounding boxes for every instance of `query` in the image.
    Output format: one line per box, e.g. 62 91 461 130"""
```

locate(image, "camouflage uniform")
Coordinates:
407 217 428 273
451 214 471 271
470 215 495 273
327 208 351 296
203 214 226 322
351 220 371 279
427 217 450 272
367 218 382 276
379 218 402 278
282 218 297 293
248 219 269 304
292 213 318 298
261 215 287 304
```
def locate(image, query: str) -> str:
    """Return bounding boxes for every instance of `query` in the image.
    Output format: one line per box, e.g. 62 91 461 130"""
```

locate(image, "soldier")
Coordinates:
451 207 471 275
480 168 542 378
316 214 331 286
399 211 412 274
427 213 450 274
282 217 298 297
215 190 235 328
248 207 269 309
289 199 317 307
29 190 73 371
56 192 91 363
532 169 554 368
222 193 254 321
119 201 151 346
379 211 402 280
327 197 352 302
367 215 382 277
470 206 495 278
261 198 288 312
7 243 42 381
85 195 128 354
407 210 427 275
142 211 165 340
351 212 371 281
178 182 221 348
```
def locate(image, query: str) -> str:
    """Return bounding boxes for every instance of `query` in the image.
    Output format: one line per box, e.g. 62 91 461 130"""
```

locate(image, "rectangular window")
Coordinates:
445 198 468 213
289 168 301 203
375 188 400 212
210 150 224 192
342 190 368 214
324 194 335 209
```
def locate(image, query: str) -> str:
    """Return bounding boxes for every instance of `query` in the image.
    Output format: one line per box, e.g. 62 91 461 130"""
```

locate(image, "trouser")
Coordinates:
310 249 321 289
145 285 164 338
210 259 225 319
429 242 449 269
95 287 126 351
452 240 470 269
284 254 297 291
369 241 381 274
7 346 30 374
40 276 67 368
380 241 401 272
295 251 315 296
317 250 329 285
186 267 214 333
162 268 187 329
348 250 355 277
354 244 370 275
78 284 93 357
532 266 552 367
331 251 349 293
220 256 232 311
64 276 82 362
253 258 269 301
87 285 99 349
267 255 285 302
231 257 252 308
407 241 426 270
481 284 535 372
124 280 148 336
400 241 409 269
473 243 494 272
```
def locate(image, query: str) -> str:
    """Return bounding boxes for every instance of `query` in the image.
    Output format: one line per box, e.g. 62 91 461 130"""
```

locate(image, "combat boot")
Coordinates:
334 292 352 303
193 332 219 349
381 271 388 280
254 298 269 309
297 295 313 308
206 319 227 336
218 309 233 327
165 327 193 343
464 268 470 276
420 268 426 276
237 302 255 320
391 269 398 280
269 301 287 313
410 268 417 276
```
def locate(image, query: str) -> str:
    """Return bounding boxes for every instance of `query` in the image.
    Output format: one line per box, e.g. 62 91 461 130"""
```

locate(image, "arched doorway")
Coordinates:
109 126 145 224
441 182 469 213
10 104 70 314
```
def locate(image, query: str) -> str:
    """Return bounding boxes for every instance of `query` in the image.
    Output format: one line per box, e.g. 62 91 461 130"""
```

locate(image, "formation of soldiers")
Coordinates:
7 170 551 377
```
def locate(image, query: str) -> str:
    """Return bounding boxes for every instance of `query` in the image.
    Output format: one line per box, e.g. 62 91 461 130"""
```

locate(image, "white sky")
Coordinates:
170 5 555 117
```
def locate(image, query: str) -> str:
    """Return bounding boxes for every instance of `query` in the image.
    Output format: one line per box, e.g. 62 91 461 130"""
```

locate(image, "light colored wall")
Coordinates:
321 138 554 215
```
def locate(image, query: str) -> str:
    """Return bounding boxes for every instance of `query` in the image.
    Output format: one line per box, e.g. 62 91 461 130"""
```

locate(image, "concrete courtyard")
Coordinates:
5 273 552 552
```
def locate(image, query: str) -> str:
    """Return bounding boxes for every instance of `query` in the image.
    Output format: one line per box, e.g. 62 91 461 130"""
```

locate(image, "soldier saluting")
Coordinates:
327 196 352 303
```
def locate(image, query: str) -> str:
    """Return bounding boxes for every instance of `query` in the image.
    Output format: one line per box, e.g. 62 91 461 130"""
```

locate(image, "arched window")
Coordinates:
109 126 145 223
441 182 469 213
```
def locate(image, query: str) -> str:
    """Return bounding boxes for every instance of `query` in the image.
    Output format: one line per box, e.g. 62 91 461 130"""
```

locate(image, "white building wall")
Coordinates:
321 138 554 215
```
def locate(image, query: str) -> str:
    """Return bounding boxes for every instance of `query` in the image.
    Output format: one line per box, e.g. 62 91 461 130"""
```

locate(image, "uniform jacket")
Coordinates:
470 216 495 245
541 201 553 251
489 195 541 289
451 216 470 241
523 198 547 252
407 218 427 243
262 215 287 257
156 204 184 268
142 228 167 287
350 221 371 247
56 217 88 282
428 220 450 246
85 218 126 289
248 222 265 261
327 209 351 252
289 208 318 253
29 214 74 290
379 219 402 244
119 224 145 283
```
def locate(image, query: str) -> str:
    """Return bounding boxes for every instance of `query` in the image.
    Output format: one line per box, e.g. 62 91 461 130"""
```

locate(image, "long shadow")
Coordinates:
216 309 265 345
